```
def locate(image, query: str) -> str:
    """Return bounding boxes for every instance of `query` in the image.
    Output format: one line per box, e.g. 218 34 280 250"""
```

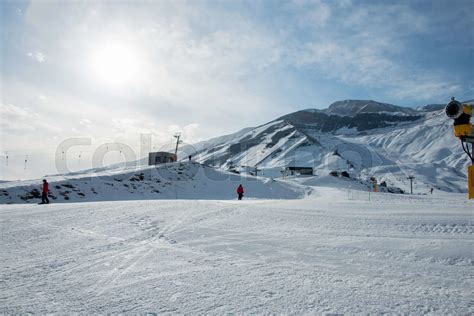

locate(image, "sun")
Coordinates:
90 41 141 88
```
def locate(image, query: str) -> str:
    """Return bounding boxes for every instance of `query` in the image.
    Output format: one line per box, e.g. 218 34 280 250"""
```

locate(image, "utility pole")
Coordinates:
173 133 182 158
407 175 415 194
254 165 262 176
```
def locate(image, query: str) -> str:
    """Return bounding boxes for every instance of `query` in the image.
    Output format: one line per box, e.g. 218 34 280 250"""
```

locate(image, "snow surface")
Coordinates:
1 186 473 313
0 162 307 204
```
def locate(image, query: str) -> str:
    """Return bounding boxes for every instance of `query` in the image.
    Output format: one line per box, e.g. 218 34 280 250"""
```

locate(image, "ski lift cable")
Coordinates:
1 145 141 158
2 140 178 163
1 140 148 155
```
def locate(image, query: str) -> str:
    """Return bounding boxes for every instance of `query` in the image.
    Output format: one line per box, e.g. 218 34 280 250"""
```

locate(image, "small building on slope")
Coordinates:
148 152 177 165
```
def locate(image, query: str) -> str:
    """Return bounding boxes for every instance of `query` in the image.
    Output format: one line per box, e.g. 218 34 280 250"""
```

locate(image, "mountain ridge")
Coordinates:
325 99 418 117
186 98 470 193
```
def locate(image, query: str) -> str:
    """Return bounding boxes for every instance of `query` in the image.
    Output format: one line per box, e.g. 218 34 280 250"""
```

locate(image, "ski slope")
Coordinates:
0 162 307 204
1 188 472 313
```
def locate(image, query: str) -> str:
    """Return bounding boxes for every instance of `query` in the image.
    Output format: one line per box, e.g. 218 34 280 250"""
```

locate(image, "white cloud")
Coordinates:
0 103 58 134
291 0 331 28
79 118 92 127
18 1 289 132
391 81 461 100
298 40 461 100
27 51 46 63
292 2 460 100
17 0 468 107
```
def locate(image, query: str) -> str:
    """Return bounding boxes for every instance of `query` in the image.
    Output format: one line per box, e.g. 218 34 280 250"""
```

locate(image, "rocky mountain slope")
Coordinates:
189 100 472 193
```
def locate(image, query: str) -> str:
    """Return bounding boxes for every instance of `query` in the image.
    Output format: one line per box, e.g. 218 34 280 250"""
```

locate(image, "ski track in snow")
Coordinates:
0 189 473 313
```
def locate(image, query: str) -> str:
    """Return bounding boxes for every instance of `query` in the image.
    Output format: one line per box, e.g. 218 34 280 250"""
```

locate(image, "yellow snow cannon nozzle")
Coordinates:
445 97 472 138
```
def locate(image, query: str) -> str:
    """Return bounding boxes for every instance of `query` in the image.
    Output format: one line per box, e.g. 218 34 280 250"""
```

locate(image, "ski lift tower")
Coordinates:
254 165 262 176
407 175 415 195
173 133 183 159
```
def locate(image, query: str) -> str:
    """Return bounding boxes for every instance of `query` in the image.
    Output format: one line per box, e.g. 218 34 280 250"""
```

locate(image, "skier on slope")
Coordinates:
237 184 244 200
40 179 50 204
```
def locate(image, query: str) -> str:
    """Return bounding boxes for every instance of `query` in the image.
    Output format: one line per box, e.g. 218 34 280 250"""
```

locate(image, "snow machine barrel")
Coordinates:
445 97 472 138
445 99 464 119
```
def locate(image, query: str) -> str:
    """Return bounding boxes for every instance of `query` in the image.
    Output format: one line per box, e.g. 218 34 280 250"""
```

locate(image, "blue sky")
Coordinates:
1 0 473 179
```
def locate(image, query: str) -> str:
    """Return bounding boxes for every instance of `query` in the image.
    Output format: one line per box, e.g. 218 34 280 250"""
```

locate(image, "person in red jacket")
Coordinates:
40 179 50 204
236 184 244 200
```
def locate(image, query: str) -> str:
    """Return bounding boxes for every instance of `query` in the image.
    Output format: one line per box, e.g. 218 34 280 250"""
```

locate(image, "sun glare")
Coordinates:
90 41 141 88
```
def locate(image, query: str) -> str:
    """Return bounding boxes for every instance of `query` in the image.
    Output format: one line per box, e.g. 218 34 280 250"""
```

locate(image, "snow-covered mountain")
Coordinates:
190 99 472 193
1 99 471 203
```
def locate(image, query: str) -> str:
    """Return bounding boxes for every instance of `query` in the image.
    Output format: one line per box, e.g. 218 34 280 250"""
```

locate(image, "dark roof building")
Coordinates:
148 152 177 165
285 166 313 176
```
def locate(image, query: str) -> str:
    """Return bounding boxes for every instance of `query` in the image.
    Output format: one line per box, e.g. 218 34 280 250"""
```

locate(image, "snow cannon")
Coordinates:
445 97 472 138
446 97 474 199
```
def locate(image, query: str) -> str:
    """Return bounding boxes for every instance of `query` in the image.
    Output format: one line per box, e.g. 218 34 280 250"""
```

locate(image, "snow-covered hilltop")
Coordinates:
190 99 471 193
0 162 307 204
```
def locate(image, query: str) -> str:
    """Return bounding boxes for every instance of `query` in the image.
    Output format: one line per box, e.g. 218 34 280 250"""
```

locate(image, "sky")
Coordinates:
1 0 473 180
